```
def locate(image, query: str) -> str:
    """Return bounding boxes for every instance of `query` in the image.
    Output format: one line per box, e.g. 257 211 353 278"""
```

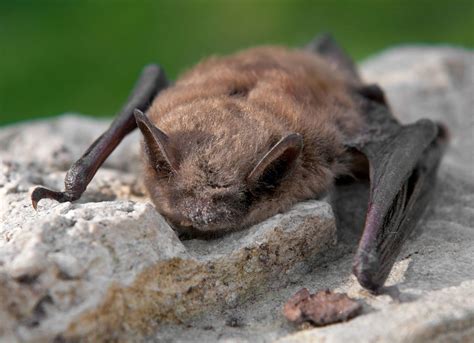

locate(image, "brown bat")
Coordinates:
31 34 446 291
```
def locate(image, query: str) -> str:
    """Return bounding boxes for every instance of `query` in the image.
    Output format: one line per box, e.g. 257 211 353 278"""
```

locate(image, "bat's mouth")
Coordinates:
165 216 244 240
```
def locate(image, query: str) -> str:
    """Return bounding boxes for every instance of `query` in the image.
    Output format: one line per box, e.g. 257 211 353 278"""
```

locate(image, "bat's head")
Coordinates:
134 103 311 237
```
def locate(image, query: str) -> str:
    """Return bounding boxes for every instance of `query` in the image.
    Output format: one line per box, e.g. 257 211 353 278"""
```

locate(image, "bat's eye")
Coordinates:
201 164 232 189
208 180 232 189
228 86 249 97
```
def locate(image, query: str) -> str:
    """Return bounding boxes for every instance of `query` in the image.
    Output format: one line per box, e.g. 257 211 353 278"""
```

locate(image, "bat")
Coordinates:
31 34 447 292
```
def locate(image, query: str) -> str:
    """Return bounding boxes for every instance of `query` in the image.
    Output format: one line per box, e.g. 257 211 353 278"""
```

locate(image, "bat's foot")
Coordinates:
31 187 76 210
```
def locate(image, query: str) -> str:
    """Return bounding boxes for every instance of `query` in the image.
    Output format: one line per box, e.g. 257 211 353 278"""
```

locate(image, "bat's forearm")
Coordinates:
31 64 168 208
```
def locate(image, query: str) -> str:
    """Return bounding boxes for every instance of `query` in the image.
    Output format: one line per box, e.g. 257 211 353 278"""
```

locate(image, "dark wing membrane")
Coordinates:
348 100 446 290
306 33 446 291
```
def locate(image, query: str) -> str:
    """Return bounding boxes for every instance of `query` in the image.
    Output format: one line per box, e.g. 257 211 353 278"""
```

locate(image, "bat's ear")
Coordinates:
247 133 303 190
134 109 179 174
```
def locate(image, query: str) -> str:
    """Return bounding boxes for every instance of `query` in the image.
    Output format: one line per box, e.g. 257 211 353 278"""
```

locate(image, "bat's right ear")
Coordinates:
134 109 179 174
247 133 303 190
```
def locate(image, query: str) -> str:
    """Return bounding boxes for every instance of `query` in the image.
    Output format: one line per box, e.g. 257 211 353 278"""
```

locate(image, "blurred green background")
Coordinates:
1 0 473 126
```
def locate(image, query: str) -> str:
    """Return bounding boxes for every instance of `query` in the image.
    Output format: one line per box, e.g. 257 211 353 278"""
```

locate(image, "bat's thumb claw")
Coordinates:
31 186 68 210
31 187 48 210
32 199 38 211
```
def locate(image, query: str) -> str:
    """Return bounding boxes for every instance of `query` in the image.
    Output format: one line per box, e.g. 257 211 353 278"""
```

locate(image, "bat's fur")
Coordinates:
142 47 364 236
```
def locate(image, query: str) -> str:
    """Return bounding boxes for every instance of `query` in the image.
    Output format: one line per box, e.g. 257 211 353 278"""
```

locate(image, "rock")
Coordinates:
1 45 473 342
0 136 336 341
0 115 142 172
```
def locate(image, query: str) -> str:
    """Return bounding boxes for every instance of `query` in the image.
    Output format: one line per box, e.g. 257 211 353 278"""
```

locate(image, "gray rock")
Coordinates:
1 45 473 342
0 137 336 341
0 115 141 172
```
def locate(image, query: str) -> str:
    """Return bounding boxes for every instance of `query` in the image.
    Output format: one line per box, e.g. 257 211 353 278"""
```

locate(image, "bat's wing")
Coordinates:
31 65 168 208
308 34 447 291
347 97 446 291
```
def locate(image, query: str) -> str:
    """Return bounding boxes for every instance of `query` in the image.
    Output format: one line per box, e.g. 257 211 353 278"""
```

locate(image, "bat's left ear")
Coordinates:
134 109 179 174
246 133 303 189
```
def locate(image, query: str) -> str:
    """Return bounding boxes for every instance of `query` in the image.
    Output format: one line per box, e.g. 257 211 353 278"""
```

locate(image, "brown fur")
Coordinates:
142 46 363 235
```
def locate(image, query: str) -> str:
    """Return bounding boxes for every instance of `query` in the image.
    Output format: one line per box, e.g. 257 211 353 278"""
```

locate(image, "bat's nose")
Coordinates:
182 197 218 226
188 206 217 226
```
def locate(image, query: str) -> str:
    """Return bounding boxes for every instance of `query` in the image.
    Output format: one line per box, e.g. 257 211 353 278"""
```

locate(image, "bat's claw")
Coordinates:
31 186 74 210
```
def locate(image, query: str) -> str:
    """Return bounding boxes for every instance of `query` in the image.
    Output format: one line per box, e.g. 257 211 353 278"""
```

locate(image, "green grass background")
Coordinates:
1 0 473 126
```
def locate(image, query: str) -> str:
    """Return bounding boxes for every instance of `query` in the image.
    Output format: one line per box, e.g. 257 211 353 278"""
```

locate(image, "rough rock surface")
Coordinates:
1 46 473 342
0 152 335 342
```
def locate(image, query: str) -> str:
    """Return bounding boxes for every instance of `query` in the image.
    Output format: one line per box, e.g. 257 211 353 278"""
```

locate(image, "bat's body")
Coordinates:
144 47 362 234
32 35 446 292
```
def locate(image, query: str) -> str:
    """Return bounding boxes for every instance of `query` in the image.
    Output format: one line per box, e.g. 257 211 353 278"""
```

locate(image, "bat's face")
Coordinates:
145 163 251 235
135 106 306 237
